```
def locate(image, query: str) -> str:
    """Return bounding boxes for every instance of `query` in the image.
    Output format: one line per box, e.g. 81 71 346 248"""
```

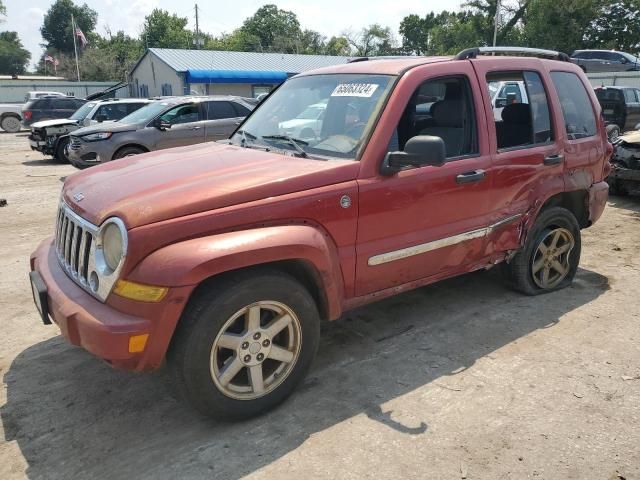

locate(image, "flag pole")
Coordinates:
71 14 81 81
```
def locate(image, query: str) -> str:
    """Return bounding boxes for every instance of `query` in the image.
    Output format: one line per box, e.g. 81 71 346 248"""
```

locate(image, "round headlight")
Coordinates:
102 222 124 272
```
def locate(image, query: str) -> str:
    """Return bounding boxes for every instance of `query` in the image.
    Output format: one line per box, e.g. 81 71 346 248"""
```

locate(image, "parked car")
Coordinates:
571 50 640 73
22 96 87 128
67 95 254 168
28 98 153 162
0 103 23 133
278 100 327 139
594 86 640 140
487 80 528 121
607 131 640 195
24 91 66 102
29 46 612 420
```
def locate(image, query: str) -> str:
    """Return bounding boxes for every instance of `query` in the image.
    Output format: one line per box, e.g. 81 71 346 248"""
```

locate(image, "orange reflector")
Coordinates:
129 334 149 353
113 279 168 302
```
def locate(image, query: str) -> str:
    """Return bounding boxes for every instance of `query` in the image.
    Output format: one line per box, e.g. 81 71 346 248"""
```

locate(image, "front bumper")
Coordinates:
68 138 114 167
30 238 192 371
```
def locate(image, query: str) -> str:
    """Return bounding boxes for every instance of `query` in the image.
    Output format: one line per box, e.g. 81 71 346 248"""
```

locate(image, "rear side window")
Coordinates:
624 89 638 103
206 101 238 120
231 102 251 116
126 103 146 115
486 71 554 149
550 72 597 140
52 99 73 109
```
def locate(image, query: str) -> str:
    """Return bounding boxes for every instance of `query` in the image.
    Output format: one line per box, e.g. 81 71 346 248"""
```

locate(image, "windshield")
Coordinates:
596 88 623 102
118 101 171 124
233 74 394 160
70 102 96 121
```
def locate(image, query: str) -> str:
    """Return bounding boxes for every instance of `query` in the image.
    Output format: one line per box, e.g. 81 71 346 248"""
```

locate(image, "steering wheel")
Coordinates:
314 135 358 153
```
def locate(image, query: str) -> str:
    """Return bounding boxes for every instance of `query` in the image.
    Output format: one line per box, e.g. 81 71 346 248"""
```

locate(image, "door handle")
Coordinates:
456 169 486 184
190 126 202 130
544 154 564 166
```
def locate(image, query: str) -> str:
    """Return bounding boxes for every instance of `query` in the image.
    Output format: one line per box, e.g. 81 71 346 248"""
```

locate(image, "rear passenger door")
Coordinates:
472 63 565 256
52 98 79 119
203 101 244 141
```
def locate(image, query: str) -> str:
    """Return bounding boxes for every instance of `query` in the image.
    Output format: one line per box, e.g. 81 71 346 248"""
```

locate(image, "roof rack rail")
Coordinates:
347 55 419 63
455 46 570 62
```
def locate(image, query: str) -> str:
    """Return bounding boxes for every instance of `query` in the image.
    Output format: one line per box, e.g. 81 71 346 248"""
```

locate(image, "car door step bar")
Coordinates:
368 214 523 266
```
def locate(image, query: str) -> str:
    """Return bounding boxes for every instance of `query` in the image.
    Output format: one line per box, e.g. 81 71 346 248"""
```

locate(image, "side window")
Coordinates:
486 71 554 149
550 71 597 140
159 104 201 125
394 76 478 159
52 99 72 109
624 89 637 103
126 103 145 115
96 104 130 121
231 102 251 117
206 101 237 120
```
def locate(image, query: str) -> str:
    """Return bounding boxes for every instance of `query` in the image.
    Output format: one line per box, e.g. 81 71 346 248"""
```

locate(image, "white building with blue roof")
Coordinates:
129 48 352 99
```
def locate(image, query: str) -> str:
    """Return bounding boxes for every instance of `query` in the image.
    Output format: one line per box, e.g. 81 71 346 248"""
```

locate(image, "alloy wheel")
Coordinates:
210 301 302 400
531 227 575 289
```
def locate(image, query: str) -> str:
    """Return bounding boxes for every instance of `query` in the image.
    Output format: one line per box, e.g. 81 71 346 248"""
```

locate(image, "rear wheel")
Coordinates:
606 124 620 142
1 115 21 133
113 146 145 159
168 270 320 419
503 207 581 295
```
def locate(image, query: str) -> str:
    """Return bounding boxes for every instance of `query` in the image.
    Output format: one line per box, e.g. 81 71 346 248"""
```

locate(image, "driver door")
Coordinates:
355 64 495 296
153 103 206 150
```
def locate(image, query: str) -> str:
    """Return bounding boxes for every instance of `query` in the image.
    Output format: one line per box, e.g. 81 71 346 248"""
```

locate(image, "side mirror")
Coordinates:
154 118 172 130
495 98 508 108
96 114 107 123
381 135 446 176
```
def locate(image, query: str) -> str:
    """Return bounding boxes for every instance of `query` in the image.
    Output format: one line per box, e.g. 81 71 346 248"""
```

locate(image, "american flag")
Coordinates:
44 55 54 63
54 58 60 66
75 27 88 47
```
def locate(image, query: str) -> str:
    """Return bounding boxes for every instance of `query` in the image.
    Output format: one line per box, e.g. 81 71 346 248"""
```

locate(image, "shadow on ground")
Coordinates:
22 159 60 167
1 268 609 480
608 194 640 213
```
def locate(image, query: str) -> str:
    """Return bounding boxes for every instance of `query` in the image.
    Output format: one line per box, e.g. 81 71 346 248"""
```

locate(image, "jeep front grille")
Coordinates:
55 203 97 287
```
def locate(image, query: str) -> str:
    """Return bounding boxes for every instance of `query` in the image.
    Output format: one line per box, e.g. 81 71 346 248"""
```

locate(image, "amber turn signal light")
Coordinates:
113 279 168 303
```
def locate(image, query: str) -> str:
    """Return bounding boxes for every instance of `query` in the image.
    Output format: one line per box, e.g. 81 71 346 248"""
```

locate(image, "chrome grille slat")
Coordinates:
54 202 98 293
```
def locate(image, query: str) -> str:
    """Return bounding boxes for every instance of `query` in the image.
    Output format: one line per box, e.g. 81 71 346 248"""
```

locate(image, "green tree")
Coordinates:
325 36 351 56
96 30 143 80
0 31 31 74
141 9 191 49
296 29 326 54
41 0 97 53
464 0 529 46
239 4 302 53
522 0 598 53
583 0 640 52
0 1 6 20
346 24 397 56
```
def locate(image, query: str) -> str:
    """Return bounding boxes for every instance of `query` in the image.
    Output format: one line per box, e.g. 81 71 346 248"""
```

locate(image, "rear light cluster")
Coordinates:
23 111 32 120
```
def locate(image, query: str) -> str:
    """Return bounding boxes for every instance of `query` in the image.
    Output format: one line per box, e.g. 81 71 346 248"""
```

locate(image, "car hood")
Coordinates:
31 118 77 129
72 121 140 137
62 141 359 228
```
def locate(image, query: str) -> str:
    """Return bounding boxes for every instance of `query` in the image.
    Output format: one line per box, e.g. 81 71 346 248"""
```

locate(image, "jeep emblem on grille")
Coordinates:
73 193 85 202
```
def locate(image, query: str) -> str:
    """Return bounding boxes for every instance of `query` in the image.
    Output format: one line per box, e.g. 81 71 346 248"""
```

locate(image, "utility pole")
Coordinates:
194 4 203 49
492 0 501 47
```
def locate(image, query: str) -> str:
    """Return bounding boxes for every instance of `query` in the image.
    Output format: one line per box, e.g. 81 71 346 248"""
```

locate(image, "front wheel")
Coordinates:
168 270 320 419
502 207 581 295
54 137 70 163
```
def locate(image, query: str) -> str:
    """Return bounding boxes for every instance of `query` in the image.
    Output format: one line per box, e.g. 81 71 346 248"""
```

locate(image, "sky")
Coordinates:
2 0 464 70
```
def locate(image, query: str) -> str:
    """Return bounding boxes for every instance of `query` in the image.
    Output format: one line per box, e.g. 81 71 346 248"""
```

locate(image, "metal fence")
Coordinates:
586 72 640 88
0 80 128 103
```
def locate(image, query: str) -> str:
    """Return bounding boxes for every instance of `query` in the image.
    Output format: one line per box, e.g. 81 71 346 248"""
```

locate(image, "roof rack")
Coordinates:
455 46 570 62
347 55 420 63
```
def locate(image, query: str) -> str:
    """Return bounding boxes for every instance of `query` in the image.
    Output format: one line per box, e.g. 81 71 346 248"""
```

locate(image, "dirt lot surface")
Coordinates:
0 132 639 480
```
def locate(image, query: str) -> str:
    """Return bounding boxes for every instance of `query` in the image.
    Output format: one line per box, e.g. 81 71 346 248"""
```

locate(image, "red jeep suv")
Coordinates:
30 47 612 419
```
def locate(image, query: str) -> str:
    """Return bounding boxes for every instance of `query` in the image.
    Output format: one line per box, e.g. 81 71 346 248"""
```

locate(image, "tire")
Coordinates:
606 124 620 142
1 115 21 133
168 269 321 419
113 146 145 159
502 207 581 295
54 137 70 163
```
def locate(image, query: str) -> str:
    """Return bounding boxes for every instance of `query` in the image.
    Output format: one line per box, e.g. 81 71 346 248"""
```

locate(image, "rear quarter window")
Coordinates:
550 71 597 140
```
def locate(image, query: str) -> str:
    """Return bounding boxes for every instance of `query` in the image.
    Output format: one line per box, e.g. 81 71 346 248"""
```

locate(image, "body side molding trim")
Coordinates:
367 214 522 266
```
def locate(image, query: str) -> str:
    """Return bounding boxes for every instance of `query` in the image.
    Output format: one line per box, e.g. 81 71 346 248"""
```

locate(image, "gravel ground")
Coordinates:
0 132 639 480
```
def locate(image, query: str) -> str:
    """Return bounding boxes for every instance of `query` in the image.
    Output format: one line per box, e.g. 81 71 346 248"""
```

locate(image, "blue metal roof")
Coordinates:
186 69 288 84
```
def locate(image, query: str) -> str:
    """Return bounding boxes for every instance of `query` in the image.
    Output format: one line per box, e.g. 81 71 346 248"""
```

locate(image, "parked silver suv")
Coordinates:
67 96 254 169
570 50 640 73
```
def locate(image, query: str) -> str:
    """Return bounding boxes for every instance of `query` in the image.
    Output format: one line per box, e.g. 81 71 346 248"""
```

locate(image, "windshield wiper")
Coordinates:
261 134 309 157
